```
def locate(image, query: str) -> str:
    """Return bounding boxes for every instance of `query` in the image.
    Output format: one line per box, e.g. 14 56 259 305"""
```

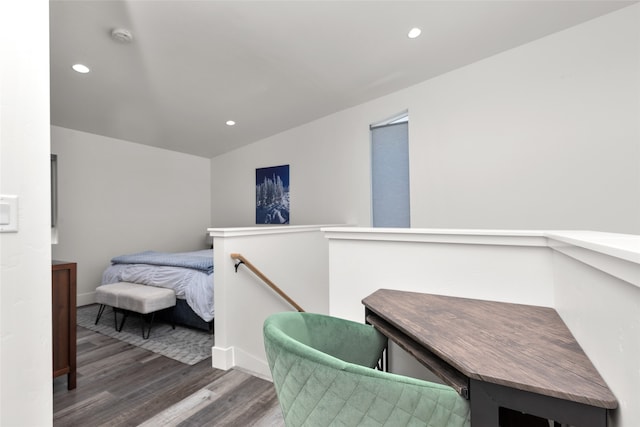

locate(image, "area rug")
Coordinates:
77 304 214 365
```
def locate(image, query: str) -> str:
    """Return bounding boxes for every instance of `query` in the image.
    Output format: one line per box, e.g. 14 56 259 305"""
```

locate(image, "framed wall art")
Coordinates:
256 164 290 224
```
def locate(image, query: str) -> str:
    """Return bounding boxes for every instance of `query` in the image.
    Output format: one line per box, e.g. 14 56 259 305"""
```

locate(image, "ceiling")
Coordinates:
50 1 636 158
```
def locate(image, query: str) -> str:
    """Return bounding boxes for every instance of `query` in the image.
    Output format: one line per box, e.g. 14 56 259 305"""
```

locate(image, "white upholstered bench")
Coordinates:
94 282 176 339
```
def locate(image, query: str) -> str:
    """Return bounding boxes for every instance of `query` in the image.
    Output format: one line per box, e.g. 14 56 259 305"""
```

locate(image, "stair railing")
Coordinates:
230 253 305 312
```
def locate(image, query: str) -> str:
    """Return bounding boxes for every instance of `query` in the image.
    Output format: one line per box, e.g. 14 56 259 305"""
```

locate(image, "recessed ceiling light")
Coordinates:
226 120 236 126
407 28 422 39
72 64 90 73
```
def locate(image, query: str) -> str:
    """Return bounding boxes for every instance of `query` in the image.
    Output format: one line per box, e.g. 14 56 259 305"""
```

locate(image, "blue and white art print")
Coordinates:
256 164 290 224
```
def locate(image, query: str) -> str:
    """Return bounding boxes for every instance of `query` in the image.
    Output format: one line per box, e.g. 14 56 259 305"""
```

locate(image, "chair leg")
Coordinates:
95 304 106 325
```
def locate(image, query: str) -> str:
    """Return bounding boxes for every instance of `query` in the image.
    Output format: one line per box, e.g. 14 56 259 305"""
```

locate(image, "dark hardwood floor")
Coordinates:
54 326 284 426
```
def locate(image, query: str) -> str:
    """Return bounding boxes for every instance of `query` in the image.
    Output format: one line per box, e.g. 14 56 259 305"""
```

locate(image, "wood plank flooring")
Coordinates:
53 326 284 426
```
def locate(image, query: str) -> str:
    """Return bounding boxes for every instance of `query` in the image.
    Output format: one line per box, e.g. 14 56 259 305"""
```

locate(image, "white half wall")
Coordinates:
0 0 52 425
549 232 640 427
324 228 556 323
210 4 640 234
209 225 333 378
51 126 211 305
325 227 640 427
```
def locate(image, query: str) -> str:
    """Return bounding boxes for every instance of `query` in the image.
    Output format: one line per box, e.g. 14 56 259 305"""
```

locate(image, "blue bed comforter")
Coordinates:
111 250 213 275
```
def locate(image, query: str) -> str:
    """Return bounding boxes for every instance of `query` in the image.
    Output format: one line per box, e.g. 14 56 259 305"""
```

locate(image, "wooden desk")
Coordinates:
362 289 617 427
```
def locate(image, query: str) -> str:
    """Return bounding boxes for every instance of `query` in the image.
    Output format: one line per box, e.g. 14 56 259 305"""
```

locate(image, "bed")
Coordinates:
101 249 214 332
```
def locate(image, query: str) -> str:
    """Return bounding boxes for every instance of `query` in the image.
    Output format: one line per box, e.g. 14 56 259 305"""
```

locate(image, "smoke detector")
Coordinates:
111 28 133 43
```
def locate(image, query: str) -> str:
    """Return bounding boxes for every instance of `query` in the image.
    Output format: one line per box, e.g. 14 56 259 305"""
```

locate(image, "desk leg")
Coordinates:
470 379 500 426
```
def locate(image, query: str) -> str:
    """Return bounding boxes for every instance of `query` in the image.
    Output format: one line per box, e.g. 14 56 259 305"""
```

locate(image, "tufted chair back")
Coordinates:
263 311 471 427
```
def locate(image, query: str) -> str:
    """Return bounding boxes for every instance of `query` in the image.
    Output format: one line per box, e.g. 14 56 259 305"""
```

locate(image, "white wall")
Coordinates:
51 126 211 305
210 225 331 378
211 4 640 234
0 0 52 425
410 4 640 232
210 114 373 227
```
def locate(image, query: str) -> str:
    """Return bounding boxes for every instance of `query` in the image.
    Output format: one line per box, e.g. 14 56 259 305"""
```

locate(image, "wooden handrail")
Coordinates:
230 253 305 312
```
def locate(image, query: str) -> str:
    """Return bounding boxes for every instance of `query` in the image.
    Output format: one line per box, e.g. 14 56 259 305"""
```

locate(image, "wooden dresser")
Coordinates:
52 260 77 390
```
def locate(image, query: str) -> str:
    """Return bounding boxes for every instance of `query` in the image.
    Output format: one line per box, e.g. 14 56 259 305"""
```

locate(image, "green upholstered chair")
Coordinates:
263 312 471 427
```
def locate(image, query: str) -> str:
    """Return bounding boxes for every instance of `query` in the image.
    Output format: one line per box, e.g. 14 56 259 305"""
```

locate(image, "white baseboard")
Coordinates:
212 345 234 370
211 345 271 380
77 291 95 306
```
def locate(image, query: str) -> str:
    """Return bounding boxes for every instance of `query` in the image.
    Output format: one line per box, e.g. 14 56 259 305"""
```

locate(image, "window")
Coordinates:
370 113 410 227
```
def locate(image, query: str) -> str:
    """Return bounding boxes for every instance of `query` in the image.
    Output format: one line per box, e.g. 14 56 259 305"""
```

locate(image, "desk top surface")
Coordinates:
362 289 617 409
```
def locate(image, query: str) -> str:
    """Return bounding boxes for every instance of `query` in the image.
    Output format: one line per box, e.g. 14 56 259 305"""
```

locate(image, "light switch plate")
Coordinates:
0 203 9 224
0 195 18 232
